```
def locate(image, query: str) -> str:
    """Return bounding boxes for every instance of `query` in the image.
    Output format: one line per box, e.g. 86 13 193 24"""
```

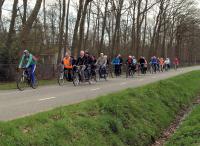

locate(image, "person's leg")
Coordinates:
118 65 121 76
114 65 117 76
119 65 121 75
29 64 36 85
81 66 85 81
141 64 144 74
64 68 68 79
115 65 119 76
99 66 102 78
68 69 72 81
154 64 157 73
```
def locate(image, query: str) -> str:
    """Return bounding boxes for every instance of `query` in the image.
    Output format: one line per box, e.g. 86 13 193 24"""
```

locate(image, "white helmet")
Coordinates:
23 50 29 54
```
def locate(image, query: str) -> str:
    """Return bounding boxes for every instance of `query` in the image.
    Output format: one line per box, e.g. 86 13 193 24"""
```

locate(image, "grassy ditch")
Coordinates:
165 104 200 146
0 71 200 146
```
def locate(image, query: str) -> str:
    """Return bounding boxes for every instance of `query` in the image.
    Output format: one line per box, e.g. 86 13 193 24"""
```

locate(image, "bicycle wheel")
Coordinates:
73 73 80 86
31 76 38 89
58 72 65 86
17 75 27 91
104 72 108 80
126 68 129 78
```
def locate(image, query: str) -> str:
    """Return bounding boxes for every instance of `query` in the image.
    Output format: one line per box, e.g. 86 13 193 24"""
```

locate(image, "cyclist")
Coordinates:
157 57 160 72
83 51 93 80
139 56 145 74
85 51 93 65
164 57 171 71
76 50 87 81
126 55 133 76
132 56 137 72
126 55 133 67
151 56 157 73
112 55 121 76
18 50 37 85
118 54 123 76
96 53 107 78
90 55 97 78
159 57 165 72
62 52 73 81
173 57 179 70
143 57 148 74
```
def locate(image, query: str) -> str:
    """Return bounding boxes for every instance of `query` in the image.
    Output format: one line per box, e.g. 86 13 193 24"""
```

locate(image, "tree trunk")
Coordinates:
22 0 27 26
84 2 91 51
111 0 124 56
57 0 66 65
0 0 5 30
20 0 43 49
6 0 18 63
64 0 71 54
78 0 93 52
99 0 109 53
71 0 84 57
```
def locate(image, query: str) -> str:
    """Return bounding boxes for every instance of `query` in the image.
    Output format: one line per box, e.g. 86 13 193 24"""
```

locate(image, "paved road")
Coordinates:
0 66 199 121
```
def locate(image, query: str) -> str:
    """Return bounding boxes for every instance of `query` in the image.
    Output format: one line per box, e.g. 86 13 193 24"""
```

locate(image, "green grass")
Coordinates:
0 80 57 90
165 104 200 146
0 71 200 146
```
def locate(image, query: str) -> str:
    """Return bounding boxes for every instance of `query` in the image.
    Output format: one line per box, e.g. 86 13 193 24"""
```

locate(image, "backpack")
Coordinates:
132 59 137 65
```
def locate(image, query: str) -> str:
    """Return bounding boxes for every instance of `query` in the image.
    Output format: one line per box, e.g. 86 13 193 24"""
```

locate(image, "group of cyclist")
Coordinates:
61 50 109 83
124 55 179 76
18 49 180 87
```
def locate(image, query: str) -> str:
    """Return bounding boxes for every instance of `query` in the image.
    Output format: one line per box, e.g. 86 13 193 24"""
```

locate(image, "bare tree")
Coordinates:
57 0 66 64
71 0 84 56
20 0 43 49
6 0 18 63
0 0 5 30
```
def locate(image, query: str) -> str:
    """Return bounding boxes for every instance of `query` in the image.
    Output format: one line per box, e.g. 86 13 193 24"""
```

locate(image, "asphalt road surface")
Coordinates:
0 66 199 121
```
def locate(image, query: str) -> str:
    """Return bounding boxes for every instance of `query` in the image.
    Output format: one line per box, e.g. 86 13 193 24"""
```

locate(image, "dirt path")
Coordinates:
151 96 200 146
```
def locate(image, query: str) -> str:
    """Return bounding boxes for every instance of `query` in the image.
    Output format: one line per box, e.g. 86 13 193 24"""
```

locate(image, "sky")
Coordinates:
2 0 56 19
2 0 200 20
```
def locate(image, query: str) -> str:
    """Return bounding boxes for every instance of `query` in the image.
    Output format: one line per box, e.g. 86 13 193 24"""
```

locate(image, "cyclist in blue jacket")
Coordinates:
112 55 121 76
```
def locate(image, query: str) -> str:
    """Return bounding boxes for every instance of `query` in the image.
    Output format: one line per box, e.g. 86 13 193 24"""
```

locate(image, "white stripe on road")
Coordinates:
91 88 101 91
139 79 144 81
120 82 127 86
39 97 57 101
151 76 156 79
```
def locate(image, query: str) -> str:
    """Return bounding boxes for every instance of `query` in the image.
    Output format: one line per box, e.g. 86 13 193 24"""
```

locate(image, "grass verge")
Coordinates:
0 80 57 90
165 104 200 146
0 71 200 146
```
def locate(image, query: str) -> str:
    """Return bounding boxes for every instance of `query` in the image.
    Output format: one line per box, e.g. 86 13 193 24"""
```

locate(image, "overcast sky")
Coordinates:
2 0 200 19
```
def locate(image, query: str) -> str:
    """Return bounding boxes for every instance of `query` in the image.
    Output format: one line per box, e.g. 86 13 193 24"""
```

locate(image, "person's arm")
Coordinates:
26 54 33 68
95 58 100 65
112 59 115 65
76 58 79 65
19 55 25 68
104 58 107 66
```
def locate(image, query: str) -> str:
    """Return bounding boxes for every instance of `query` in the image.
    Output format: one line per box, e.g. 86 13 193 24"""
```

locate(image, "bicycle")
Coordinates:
73 65 92 86
16 67 38 91
58 69 73 86
174 64 178 70
97 65 108 81
126 64 135 78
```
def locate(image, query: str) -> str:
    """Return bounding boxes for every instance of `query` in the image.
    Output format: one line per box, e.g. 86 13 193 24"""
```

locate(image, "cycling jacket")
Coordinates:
112 57 120 65
19 54 37 68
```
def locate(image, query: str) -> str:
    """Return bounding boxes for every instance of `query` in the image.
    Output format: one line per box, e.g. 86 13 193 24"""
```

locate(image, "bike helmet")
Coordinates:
23 50 29 54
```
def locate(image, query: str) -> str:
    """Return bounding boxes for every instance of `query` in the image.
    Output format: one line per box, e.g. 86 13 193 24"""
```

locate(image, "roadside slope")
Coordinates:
165 103 200 146
0 71 200 146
